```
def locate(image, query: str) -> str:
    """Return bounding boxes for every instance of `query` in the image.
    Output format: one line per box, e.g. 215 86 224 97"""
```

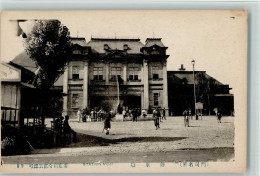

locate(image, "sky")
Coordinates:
1 10 248 91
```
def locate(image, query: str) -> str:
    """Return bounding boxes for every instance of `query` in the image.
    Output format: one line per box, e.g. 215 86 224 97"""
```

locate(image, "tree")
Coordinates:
25 20 73 130
25 20 72 89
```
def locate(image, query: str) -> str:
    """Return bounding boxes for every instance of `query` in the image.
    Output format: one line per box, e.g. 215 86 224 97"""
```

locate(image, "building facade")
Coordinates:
167 69 234 116
1 63 21 127
61 37 169 117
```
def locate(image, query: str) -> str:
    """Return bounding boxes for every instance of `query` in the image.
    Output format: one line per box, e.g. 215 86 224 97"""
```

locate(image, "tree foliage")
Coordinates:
25 20 72 89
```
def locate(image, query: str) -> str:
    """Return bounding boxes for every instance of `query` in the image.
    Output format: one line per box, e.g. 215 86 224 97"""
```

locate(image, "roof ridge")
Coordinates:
90 38 140 42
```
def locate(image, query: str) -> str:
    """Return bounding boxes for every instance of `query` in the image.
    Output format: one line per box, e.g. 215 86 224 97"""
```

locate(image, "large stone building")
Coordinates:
7 37 234 120
59 37 169 117
167 67 234 116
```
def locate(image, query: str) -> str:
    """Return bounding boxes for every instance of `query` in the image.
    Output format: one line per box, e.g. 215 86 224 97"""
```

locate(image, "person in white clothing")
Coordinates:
77 109 82 123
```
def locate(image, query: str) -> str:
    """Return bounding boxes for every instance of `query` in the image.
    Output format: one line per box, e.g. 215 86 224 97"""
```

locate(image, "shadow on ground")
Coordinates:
67 133 187 148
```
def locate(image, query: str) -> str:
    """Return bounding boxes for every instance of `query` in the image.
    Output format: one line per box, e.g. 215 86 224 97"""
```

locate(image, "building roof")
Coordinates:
0 62 21 82
167 71 223 85
71 37 89 47
144 38 165 47
87 38 144 54
11 52 38 73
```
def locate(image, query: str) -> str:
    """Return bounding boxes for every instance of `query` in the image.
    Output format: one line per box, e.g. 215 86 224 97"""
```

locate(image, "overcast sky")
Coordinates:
1 10 248 91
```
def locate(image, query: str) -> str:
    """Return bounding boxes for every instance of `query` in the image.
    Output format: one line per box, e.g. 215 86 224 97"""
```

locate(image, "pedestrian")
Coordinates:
77 109 82 123
188 109 192 120
98 109 103 121
159 109 163 122
134 108 138 122
94 109 97 121
122 109 126 118
90 109 94 121
63 115 77 143
82 107 88 122
153 107 161 130
162 107 166 120
216 110 222 123
132 108 137 122
183 109 189 127
104 111 112 135
142 109 147 118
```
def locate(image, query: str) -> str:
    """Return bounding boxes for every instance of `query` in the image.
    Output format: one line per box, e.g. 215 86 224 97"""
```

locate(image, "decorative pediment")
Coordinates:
0 63 21 82
106 50 127 58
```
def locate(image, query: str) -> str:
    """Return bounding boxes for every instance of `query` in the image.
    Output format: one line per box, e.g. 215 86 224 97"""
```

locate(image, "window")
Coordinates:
154 93 159 106
123 44 128 50
111 67 121 80
128 67 140 80
152 66 159 79
104 44 109 50
93 67 103 80
72 94 79 108
72 66 80 80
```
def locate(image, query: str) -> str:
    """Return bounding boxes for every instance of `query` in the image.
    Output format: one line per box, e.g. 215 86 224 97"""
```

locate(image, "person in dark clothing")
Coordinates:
132 108 138 122
104 111 112 135
188 109 192 120
216 110 222 123
63 115 77 142
183 109 189 127
153 108 161 130
162 107 166 120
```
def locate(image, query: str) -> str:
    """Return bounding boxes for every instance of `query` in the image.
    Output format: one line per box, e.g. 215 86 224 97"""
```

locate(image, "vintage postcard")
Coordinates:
0 10 247 173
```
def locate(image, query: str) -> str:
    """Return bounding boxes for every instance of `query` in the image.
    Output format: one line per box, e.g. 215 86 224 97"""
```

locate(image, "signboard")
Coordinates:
195 102 203 109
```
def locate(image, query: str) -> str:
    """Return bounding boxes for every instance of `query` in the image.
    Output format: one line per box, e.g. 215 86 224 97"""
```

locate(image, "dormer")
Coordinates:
123 44 128 51
141 38 168 55
104 44 109 50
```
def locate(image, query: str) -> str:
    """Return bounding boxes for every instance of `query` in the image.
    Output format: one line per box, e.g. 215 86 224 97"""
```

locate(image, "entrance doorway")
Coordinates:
123 96 141 110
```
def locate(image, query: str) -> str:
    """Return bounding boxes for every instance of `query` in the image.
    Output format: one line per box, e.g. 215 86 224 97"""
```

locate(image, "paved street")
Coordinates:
2 116 235 164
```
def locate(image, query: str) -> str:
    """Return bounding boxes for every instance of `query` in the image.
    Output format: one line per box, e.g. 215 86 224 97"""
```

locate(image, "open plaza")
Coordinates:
2 116 234 164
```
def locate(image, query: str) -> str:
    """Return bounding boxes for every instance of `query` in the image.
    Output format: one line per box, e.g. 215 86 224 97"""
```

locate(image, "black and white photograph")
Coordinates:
0 10 247 173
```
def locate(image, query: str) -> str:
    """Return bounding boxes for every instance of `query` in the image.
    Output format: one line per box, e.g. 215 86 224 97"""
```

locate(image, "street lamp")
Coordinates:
191 60 197 120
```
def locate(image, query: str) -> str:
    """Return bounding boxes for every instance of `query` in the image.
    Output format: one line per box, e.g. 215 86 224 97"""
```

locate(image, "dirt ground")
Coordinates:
2 116 235 164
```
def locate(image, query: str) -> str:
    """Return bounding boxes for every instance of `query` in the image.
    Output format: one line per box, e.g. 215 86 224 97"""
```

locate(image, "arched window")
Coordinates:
104 44 109 50
123 44 128 50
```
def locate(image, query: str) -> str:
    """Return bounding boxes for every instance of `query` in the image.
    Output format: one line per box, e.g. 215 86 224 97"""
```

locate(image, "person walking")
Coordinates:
104 111 112 135
82 107 88 122
153 107 161 130
183 109 189 127
216 110 222 123
132 108 138 122
77 109 82 123
188 109 192 120
162 107 166 120
90 109 94 121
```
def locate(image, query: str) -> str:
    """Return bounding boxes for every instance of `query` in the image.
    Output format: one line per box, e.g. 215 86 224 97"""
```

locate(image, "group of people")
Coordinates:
182 109 192 127
55 107 223 141
77 108 105 122
122 108 142 120
182 108 223 127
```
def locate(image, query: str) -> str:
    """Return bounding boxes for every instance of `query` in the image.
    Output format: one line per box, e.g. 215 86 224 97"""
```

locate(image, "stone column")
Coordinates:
83 60 89 109
105 63 109 85
141 91 144 111
162 60 169 116
62 66 69 116
143 59 149 112
123 64 127 83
